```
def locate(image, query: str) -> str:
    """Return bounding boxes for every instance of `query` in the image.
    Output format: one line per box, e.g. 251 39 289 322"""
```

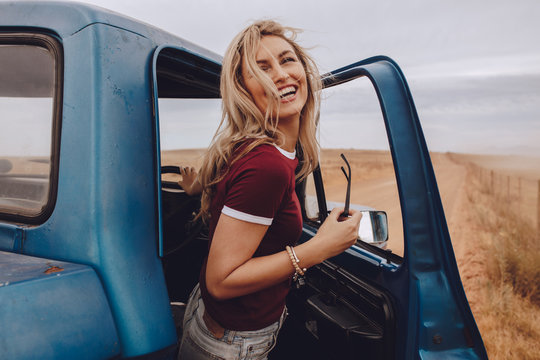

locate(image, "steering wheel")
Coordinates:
161 165 184 190
160 165 204 256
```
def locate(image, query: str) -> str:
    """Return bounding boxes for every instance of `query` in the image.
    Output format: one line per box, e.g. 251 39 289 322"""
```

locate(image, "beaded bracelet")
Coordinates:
285 245 307 278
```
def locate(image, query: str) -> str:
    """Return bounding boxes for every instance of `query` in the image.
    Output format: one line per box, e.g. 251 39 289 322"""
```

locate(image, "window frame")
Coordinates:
0 32 63 224
151 45 221 257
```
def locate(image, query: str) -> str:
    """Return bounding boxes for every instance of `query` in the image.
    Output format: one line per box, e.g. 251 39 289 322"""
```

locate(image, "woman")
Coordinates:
177 20 362 360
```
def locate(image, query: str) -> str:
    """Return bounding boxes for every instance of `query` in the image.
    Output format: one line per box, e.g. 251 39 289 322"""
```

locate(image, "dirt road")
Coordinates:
319 150 471 257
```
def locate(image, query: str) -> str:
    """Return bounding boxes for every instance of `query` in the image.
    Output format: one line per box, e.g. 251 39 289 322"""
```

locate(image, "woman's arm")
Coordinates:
178 166 202 196
205 207 362 300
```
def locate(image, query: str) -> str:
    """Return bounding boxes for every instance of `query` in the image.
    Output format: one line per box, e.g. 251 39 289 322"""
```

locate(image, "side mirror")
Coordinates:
358 210 388 247
304 195 389 247
337 154 387 247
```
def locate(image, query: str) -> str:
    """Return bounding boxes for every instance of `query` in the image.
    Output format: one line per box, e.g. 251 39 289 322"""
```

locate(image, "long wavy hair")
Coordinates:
196 20 322 221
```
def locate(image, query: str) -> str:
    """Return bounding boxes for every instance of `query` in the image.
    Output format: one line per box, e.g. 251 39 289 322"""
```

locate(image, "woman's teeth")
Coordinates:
279 86 296 99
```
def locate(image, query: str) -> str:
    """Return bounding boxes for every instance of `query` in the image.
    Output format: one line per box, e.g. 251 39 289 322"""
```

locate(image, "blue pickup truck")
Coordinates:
0 2 488 359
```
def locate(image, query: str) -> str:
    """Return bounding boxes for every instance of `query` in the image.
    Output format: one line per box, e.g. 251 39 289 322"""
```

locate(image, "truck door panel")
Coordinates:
273 57 486 359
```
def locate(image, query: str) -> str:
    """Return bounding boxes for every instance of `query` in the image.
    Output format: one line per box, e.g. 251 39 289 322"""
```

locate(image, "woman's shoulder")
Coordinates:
230 143 292 175
243 143 293 165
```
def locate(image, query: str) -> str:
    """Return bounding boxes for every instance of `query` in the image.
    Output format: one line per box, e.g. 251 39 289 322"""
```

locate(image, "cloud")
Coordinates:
158 98 222 150
316 70 540 156
5 0 540 157
0 98 53 156
413 72 540 156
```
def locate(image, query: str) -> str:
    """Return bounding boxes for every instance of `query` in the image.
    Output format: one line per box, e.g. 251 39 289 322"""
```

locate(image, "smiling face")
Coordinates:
241 35 308 125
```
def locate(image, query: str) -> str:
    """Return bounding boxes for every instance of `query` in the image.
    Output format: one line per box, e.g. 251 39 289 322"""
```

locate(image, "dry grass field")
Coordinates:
446 153 540 359
163 148 540 358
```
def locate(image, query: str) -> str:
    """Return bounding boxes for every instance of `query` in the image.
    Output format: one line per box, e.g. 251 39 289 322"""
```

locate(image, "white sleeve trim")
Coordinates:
222 206 273 225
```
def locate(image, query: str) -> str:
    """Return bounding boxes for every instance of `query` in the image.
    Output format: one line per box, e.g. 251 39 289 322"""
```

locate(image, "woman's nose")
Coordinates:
273 65 289 83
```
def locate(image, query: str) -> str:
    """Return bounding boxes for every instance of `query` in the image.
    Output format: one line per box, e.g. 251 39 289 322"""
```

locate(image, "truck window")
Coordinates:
305 77 404 257
153 46 221 183
0 35 61 222
159 98 221 175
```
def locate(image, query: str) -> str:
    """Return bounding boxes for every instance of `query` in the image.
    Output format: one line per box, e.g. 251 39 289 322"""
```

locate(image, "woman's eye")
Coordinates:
282 57 296 64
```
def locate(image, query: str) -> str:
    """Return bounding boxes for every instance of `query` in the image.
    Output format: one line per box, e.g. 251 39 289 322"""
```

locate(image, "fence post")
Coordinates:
518 177 522 212
478 166 481 183
537 180 540 240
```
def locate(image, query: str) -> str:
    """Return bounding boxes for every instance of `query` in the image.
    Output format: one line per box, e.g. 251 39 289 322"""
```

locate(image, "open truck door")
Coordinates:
271 56 488 360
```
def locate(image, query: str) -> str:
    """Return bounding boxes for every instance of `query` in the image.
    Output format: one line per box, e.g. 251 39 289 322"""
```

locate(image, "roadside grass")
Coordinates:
472 173 540 306
465 168 540 359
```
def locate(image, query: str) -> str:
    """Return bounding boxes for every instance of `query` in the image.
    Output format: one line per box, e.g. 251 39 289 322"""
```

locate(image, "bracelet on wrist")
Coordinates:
286 246 307 279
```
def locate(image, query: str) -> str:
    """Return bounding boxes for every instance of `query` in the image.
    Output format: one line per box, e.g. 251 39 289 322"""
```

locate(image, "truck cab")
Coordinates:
0 2 487 359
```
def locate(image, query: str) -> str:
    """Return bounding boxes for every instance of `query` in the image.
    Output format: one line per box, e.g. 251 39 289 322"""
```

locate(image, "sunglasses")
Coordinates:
340 153 351 217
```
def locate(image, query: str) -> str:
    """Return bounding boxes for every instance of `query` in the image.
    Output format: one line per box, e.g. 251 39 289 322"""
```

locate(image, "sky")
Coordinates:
3 0 540 157
85 0 540 157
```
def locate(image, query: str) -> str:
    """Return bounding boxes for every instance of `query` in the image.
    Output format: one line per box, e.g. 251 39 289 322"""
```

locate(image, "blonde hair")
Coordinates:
197 20 322 221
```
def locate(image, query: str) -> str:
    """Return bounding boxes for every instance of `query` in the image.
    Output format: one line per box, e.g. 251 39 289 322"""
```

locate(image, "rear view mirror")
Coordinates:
358 210 388 247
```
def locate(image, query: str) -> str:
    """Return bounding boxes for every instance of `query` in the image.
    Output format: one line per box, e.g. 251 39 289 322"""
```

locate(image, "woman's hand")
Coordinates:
178 166 202 196
303 207 362 262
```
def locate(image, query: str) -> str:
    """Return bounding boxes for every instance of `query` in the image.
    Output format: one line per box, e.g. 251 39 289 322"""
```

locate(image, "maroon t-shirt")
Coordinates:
200 143 302 331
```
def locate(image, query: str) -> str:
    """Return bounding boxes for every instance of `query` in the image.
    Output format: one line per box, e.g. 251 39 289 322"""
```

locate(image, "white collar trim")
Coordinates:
273 144 296 159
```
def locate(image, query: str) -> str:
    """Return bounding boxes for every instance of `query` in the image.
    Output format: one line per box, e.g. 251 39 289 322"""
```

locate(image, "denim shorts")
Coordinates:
178 284 287 360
